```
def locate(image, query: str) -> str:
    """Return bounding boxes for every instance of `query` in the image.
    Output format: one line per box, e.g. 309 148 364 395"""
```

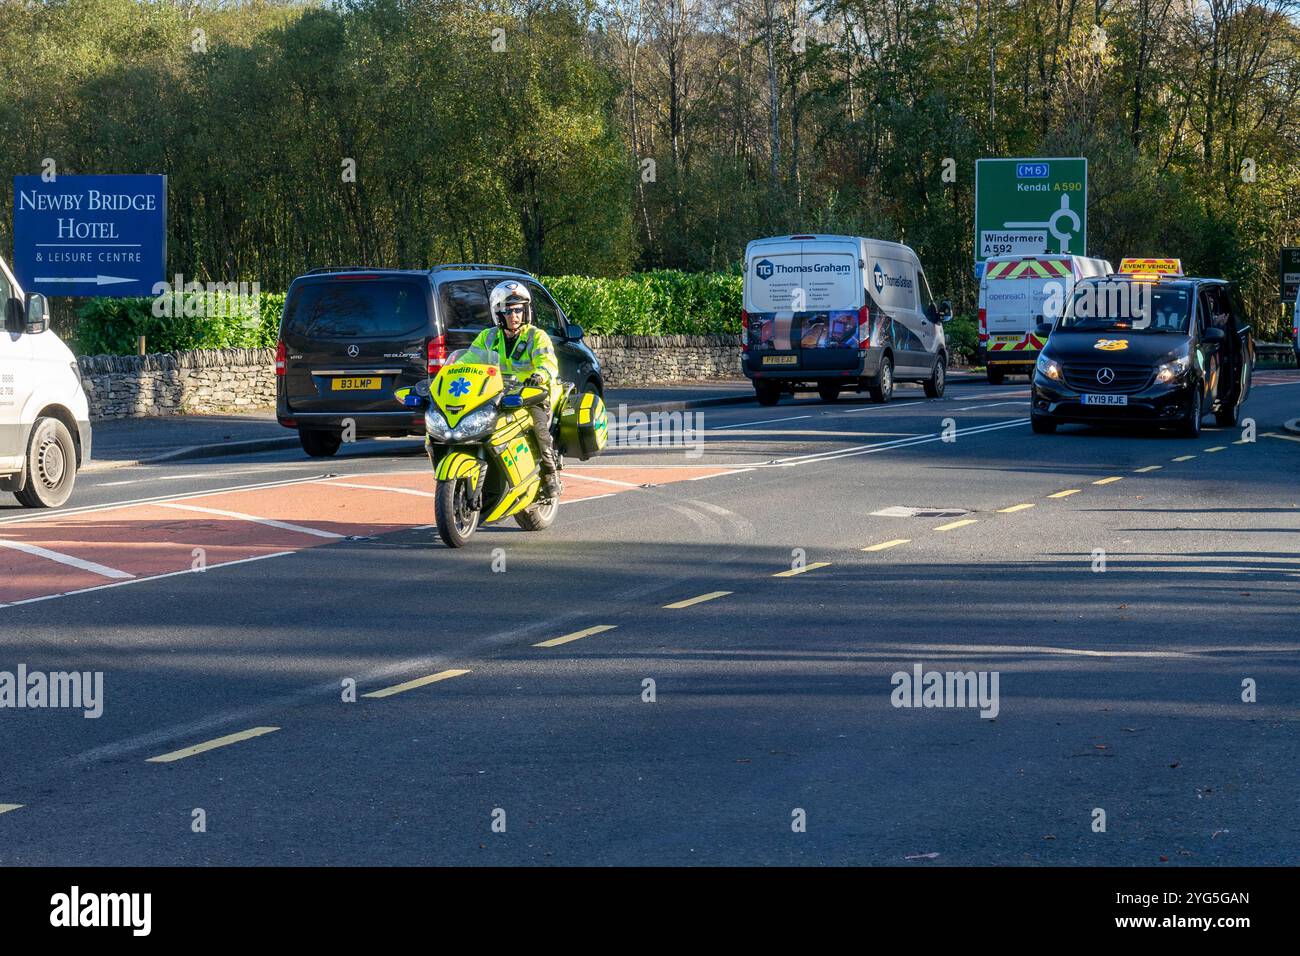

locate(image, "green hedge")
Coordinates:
539 270 742 335
945 314 979 364
75 292 285 355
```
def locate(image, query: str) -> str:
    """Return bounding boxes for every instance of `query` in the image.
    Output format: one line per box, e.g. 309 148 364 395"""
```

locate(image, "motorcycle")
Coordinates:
394 346 607 547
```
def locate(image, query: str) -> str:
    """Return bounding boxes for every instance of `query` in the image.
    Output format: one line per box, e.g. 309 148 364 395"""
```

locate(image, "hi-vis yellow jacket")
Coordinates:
470 325 561 407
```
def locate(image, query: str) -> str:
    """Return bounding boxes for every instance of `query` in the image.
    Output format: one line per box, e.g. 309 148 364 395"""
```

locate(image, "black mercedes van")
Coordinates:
1030 272 1254 437
276 265 603 457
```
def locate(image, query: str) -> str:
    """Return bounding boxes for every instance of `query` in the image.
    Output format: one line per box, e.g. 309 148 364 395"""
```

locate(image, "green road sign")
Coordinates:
1281 247 1300 302
974 158 1088 263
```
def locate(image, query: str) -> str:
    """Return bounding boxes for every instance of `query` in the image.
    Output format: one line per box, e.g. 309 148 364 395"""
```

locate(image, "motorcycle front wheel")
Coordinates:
435 477 480 547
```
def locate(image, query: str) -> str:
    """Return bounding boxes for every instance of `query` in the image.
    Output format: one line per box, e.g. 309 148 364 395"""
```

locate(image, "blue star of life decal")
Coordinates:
449 377 472 397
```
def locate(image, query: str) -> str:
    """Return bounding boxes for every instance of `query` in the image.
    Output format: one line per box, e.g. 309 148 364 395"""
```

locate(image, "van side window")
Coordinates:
525 282 563 336
917 269 936 310
439 279 491 330
0 269 10 304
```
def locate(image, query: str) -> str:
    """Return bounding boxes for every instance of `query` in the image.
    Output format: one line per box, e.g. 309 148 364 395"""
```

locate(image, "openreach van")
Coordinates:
741 234 952 406
0 256 91 507
978 254 1112 383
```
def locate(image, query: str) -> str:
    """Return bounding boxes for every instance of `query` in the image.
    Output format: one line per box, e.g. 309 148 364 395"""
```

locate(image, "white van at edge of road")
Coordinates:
740 234 952 406
0 255 91 508
978 253 1112 384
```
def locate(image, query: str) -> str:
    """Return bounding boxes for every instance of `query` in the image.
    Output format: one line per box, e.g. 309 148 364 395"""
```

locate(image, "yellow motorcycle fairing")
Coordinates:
435 450 481 488
431 361 504 428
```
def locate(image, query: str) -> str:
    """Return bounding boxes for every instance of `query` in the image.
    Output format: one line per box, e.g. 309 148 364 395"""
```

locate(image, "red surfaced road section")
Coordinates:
0 465 738 606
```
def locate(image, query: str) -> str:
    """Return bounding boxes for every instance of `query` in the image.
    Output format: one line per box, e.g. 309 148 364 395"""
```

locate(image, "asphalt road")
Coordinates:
2 372 1298 865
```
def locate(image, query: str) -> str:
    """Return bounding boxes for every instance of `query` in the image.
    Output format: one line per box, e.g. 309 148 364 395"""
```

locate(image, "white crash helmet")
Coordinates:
489 279 532 328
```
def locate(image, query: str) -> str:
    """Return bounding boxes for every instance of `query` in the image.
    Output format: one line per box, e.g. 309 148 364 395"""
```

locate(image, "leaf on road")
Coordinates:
904 852 940 860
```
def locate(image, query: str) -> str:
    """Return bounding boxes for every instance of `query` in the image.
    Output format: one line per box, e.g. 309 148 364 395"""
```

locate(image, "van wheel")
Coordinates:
868 357 893 403
1178 388 1204 437
754 382 781 406
14 417 77 508
987 367 1005 385
299 429 342 457
924 354 946 397
817 383 841 403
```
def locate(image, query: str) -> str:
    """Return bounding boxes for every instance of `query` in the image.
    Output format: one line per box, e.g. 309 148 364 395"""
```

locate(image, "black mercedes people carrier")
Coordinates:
1030 263 1253 437
276 265 603 457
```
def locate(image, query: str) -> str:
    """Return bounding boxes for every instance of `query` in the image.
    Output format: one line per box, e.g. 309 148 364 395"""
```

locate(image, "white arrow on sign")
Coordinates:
32 275 136 286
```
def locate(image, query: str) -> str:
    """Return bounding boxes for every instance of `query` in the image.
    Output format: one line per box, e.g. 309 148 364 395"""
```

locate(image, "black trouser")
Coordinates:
529 405 557 474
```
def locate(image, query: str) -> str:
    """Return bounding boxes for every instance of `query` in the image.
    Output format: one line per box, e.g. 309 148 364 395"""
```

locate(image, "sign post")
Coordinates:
12 174 166 298
974 158 1087 263
1280 247 1300 303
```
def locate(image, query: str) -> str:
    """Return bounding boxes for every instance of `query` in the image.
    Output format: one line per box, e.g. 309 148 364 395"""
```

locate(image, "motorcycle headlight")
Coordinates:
424 408 453 441
1156 356 1190 383
1035 354 1062 381
451 406 498 441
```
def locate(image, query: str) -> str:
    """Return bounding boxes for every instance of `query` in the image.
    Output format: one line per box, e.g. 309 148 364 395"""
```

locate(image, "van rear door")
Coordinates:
746 241 861 373
281 275 432 414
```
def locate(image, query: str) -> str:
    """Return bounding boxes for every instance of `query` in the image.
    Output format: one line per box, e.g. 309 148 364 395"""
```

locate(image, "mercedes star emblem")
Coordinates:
347 345 359 357
1096 367 1115 385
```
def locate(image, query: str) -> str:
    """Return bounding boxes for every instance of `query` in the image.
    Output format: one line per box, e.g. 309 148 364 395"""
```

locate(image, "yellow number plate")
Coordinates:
762 355 798 366
331 377 380 391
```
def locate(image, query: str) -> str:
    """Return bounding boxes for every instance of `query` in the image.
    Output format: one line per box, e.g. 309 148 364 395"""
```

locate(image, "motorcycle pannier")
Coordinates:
559 392 608 461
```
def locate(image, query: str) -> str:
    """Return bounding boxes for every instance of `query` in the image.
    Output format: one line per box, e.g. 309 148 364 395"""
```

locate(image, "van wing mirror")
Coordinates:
25 293 49 334
565 323 584 341
940 299 953 319
1202 326 1226 344
1034 321 1054 337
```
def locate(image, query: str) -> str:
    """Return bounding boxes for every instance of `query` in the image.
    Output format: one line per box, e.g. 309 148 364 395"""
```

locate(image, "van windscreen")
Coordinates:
283 278 428 338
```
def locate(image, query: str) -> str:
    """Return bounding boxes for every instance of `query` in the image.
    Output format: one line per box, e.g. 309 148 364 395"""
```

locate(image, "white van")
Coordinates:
741 234 951 405
0 256 91 507
977 254 1111 384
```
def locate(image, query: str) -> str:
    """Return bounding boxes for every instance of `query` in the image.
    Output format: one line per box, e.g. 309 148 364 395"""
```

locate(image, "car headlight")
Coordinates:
424 408 452 441
1156 356 1190 383
1035 354 1062 381
451 406 499 441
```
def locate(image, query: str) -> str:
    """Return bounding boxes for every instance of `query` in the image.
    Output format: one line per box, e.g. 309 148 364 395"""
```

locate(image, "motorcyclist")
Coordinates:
470 280 562 499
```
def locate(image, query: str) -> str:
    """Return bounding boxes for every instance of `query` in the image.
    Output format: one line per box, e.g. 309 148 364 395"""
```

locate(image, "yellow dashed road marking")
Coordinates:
1048 489 1081 499
997 503 1035 513
934 519 978 531
1204 446 1226 453
1263 432 1300 443
664 591 732 609
0 804 22 815
862 539 910 552
1172 455 1196 461
534 625 617 648
1135 465 1162 473
773 562 831 577
363 669 470 699
1093 476 1123 485
147 726 280 764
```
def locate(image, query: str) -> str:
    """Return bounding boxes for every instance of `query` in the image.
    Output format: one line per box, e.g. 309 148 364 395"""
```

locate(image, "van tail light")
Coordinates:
741 309 749 352
275 339 286 375
427 334 447 374
978 308 989 344
857 304 871 347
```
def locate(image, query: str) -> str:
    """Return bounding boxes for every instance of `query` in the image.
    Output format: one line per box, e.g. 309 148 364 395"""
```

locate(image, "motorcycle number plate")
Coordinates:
331 377 380 391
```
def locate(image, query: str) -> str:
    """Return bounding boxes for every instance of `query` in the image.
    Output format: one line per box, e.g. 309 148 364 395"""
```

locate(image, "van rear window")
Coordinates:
284 279 428 339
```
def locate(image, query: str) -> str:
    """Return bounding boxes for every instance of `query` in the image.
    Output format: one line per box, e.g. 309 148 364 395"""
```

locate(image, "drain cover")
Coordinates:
871 506 970 518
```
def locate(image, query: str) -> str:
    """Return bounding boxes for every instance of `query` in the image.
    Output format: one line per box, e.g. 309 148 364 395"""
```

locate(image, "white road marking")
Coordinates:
156 502 345 539
0 550 294 610
0 539 134 579
955 401 1025 410
711 415 812 430
562 472 645 488
323 480 437 498
741 418 1029 467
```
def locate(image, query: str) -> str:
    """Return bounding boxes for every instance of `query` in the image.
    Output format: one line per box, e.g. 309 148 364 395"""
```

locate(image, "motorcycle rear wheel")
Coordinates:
435 477 480 547
515 494 558 531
